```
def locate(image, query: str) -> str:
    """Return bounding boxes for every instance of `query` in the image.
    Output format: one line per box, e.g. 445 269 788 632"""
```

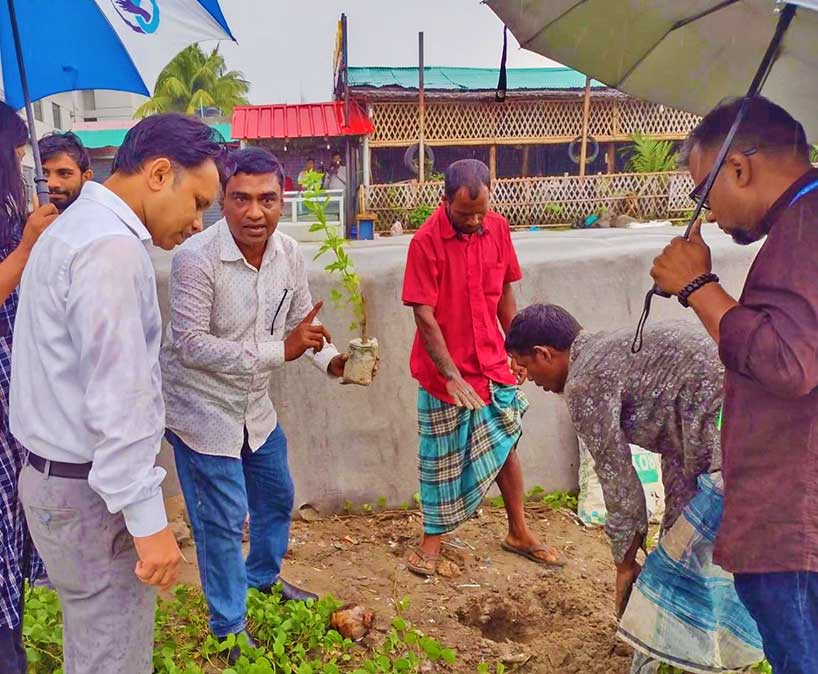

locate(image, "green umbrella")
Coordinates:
486 0 817 349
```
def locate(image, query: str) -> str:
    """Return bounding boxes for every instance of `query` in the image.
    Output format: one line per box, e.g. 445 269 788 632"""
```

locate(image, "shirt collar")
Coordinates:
437 203 487 240
217 218 282 265
568 331 591 367
81 181 151 242
218 218 244 262
760 167 818 235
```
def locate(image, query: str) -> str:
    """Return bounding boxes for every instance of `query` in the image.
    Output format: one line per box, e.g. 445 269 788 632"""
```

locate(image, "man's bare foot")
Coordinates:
502 532 565 567
406 547 439 576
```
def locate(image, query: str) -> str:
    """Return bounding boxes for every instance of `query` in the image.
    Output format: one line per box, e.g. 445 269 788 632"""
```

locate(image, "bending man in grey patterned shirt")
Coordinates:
505 305 764 673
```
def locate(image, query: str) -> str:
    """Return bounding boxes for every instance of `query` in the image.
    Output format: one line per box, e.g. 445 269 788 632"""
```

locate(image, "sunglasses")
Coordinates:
688 146 759 210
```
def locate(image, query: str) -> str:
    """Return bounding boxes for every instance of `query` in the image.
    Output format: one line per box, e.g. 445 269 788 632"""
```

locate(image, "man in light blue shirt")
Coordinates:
10 114 224 674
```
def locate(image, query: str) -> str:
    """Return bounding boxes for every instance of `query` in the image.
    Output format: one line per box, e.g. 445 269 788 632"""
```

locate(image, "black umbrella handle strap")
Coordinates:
631 284 670 354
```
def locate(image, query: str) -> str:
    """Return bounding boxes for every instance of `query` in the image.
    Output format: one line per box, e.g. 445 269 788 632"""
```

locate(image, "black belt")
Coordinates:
28 453 91 479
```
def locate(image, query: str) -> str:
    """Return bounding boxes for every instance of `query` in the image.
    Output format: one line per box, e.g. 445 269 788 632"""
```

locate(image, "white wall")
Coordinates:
149 224 762 510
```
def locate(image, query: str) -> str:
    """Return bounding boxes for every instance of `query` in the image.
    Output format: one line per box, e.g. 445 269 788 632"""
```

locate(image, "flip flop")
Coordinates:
501 540 566 567
406 547 439 577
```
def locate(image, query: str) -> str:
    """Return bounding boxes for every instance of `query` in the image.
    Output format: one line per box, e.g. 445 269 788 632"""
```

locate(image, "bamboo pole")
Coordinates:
418 32 425 183
578 75 592 177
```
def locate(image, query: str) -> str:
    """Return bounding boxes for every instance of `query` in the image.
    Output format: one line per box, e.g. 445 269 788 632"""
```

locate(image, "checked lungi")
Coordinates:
417 383 528 535
619 473 764 674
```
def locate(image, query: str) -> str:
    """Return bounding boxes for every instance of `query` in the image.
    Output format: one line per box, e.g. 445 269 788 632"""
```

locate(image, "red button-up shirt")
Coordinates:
402 205 521 404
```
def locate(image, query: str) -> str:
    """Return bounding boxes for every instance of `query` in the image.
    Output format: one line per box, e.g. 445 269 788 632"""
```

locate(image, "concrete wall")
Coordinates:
150 224 761 513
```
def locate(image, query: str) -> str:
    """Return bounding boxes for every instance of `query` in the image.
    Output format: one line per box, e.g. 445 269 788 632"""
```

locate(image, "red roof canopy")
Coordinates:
231 101 374 140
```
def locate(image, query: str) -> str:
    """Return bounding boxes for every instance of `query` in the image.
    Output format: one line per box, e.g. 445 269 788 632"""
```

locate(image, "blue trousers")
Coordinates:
0 590 25 674
167 426 294 637
734 571 818 674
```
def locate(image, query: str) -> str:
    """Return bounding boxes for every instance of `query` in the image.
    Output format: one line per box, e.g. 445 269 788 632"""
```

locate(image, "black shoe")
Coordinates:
258 577 318 602
226 630 258 666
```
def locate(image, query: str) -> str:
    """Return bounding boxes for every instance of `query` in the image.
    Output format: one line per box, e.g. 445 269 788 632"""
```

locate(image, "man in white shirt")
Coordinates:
323 151 347 191
11 113 224 674
160 147 359 656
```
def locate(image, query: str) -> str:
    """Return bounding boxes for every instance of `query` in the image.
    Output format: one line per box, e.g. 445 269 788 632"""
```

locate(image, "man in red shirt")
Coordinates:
401 159 564 576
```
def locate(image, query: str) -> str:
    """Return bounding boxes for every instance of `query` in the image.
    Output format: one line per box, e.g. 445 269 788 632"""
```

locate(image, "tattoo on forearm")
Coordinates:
418 324 458 380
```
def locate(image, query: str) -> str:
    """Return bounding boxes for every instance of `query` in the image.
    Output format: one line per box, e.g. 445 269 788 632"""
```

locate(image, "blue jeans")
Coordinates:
167 426 294 637
734 572 818 674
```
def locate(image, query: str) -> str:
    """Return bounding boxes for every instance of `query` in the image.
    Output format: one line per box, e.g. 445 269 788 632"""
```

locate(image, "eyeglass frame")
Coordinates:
688 146 759 211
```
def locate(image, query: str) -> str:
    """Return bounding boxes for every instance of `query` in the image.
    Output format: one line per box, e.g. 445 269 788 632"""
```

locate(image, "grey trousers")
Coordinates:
19 463 155 674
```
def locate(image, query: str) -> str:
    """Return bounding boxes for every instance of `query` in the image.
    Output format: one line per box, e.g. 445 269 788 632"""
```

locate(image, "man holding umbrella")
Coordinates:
651 96 818 674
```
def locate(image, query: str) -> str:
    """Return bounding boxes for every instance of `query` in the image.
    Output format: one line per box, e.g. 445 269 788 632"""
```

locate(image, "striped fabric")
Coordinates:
0 233 44 629
618 473 764 674
417 383 528 534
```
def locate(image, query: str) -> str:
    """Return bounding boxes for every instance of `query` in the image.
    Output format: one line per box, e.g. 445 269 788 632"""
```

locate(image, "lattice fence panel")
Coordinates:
668 172 696 213
365 172 695 229
426 102 496 141
370 100 698 145
617 100 701 137
369 103 419 144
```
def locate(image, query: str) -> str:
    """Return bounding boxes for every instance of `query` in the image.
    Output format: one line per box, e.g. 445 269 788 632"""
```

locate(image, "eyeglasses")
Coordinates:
688 146 759 210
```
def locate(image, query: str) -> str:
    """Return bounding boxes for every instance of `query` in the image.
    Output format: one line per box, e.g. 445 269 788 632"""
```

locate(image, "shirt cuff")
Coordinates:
259 340 286 369
718 304 758 373
122 490 168 538
311 341 341 376
607 519 647 565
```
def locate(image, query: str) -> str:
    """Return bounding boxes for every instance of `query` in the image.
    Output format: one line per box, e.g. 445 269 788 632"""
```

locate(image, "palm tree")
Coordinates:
134 45 249 118
621 133 679 173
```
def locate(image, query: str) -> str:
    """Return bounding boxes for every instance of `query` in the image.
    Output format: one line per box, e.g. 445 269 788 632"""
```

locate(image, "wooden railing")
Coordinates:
365 172 696 230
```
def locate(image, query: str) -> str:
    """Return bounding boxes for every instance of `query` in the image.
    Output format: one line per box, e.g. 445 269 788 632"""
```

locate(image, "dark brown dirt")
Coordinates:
170 501 633 674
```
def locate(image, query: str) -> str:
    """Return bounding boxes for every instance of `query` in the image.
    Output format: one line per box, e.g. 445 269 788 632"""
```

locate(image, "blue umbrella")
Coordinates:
0 0 235 203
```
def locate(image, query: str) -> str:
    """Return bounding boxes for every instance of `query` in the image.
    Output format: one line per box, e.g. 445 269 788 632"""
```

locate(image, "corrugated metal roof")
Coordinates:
348 66 604 91
231 101 374 140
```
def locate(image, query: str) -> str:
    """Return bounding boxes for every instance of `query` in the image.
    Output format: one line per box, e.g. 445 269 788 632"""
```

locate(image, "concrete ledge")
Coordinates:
150 224 760 512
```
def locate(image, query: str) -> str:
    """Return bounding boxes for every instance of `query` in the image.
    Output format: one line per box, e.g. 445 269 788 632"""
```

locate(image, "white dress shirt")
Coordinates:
10 181 168 538
160 219 338 458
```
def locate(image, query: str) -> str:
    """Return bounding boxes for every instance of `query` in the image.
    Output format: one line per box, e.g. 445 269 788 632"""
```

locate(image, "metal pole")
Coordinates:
418 32 425 183
578 75 592 178
8 0 49 205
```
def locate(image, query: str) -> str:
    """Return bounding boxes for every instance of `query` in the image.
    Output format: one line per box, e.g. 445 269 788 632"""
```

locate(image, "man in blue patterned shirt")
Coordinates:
505 304 763 674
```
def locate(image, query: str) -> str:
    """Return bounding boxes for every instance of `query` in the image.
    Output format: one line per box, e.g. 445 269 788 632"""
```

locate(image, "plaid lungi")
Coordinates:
417 383 528 535
618 473 764 674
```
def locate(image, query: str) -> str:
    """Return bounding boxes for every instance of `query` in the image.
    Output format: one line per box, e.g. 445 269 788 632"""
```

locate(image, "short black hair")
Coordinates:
680 96 810 166
505 304 582 354
221 147 284 192
39 132 91 173
112 113 226 177
444 159 491 201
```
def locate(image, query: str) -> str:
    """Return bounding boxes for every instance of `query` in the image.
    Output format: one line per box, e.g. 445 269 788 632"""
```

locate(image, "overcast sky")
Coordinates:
216 0 561 104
